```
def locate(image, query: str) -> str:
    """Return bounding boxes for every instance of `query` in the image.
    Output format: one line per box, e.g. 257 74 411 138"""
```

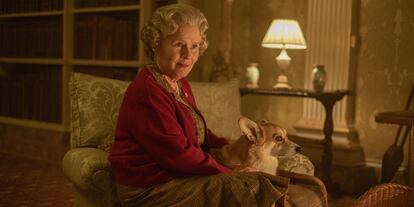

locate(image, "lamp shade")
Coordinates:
261 19 307 49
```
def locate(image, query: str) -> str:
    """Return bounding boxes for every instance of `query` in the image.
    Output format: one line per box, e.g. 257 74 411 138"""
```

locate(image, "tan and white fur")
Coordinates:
213 117 302 175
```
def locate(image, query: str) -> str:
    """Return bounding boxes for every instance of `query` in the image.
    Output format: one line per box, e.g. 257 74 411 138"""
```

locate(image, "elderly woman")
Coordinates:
109 4 290 207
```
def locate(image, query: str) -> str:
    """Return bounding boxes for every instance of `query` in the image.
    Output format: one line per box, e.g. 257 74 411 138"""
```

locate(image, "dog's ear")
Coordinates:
239 117 260 142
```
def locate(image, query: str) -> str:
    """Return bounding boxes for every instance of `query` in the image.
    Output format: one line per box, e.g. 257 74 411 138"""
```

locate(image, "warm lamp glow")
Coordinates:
262 19 307 49
261 19 307 89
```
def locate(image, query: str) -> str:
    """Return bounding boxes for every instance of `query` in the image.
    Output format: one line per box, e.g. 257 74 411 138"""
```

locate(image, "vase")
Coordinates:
245 63 259 89
312 65 326 92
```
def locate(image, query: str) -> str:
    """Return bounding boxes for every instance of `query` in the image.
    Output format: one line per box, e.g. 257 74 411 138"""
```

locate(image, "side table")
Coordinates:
375 110 414 186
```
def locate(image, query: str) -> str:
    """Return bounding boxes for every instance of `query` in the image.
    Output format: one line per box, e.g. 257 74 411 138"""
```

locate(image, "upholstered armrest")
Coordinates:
278 154 315 176
62 148 112 191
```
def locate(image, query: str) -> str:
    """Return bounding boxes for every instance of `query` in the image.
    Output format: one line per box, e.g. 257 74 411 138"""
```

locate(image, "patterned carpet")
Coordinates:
0 153 74 206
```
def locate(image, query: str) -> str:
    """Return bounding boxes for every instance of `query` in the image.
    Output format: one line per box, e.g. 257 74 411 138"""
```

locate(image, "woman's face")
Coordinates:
154 25 202 81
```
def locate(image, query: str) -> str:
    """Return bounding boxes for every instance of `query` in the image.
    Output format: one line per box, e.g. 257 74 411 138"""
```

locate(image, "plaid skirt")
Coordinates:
117 172 290 207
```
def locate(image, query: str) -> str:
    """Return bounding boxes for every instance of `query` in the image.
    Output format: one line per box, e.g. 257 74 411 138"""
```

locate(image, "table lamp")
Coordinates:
262 19 307 89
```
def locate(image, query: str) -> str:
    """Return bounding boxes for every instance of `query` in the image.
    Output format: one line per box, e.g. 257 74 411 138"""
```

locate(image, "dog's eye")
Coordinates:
273 135 284 142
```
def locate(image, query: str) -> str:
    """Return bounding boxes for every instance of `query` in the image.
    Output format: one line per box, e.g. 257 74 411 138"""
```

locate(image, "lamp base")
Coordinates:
273 74 291 89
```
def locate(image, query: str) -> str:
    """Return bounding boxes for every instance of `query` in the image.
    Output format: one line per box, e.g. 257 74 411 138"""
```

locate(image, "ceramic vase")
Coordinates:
312 65 326 92
245 63 259 89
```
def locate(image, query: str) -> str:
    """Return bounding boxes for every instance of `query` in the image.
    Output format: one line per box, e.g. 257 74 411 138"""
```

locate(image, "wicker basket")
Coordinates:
354 183 414 207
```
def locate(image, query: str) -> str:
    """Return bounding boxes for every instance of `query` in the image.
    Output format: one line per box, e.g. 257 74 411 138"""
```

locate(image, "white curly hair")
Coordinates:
140 4 209 60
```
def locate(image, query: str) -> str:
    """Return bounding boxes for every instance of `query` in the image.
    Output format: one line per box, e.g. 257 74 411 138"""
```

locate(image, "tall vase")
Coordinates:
245 63 259 89
312 65 326 92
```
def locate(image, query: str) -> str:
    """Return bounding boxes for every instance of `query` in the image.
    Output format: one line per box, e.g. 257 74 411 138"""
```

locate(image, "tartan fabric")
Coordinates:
286 183 325 207
278 170 328 207
117 172 290 207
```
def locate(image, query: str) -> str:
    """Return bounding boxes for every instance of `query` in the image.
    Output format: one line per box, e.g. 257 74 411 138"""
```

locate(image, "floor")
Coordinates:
0 152 357 206
329 196 356 207
0 153 74 206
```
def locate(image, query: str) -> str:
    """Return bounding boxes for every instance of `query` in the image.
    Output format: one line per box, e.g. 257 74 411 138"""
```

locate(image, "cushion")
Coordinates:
69 73 129 149
190 79 243 142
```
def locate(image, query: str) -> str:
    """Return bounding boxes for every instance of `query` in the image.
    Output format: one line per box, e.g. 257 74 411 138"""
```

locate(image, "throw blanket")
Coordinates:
117 172 290 207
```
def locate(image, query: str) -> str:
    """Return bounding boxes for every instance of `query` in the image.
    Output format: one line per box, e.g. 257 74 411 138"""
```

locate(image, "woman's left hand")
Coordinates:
236 166 259 172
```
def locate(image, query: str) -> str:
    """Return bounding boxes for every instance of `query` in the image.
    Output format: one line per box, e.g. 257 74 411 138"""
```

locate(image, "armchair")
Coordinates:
62 72 323 207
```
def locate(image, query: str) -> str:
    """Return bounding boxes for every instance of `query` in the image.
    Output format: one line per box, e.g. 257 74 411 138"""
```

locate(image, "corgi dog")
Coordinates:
212 117 302 175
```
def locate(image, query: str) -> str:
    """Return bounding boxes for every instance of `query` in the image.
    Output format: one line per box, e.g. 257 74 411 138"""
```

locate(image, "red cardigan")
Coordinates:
108 67 231 188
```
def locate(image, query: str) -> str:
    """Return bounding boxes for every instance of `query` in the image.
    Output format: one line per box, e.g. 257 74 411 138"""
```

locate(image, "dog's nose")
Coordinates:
295 146 302 153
